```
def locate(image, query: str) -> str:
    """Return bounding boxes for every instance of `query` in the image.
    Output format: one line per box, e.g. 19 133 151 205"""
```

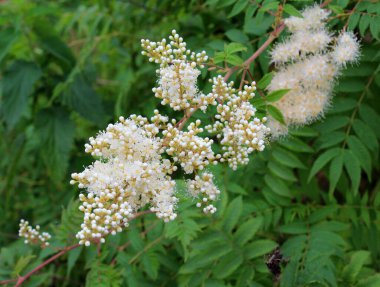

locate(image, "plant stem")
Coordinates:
0 211 153 286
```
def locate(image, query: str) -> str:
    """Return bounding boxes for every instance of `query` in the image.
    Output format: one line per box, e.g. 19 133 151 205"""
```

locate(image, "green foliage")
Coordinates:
1 0 380 286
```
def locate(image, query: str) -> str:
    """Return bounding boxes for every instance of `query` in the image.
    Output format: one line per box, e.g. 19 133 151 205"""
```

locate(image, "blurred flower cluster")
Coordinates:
268 5 360 137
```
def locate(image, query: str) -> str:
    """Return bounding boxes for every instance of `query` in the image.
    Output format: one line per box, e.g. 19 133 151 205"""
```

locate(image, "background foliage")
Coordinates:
1 0 380 286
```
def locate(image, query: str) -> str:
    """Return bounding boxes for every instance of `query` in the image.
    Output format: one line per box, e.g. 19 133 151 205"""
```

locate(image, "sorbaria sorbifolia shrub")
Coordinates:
18 6 360 249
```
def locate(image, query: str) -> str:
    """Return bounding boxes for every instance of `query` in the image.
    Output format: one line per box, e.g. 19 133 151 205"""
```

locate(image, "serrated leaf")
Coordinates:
268 161 297 182
342 250 370 283
228 0 248 18
86 262 122 287
1 61 42 127
225 42 247 54
272 148 306 169
214 252 243 278
257 72 273 89
12 255 36 277
264 174 292 198
352 119 378 152
0 27 18 62
359 15 371 36
329 152 344 195
357 274 380 287
225 29 249 43
35 107 75 182
280 136 314 153
33 18 76 72
223 196 243 232
343 149 361 194
226 54 243 66
266 89 290 102
233 217 263 246
284 4 303 17
347 135 372 179
142 251 159 280
348 12 360 30
308 148 340 182
179 244 233 274
245 240 277 259
61 72 105 125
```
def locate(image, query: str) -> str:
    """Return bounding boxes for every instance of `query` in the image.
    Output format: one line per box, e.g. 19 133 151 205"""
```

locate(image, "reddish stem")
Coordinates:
1 211 154 287
15 244 80 287
224 23 285 82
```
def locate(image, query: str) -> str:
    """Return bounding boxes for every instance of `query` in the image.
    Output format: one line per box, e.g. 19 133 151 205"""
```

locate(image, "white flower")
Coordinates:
331 31 360 66
268 6 360 138
19 219 51 247
187 172 220 214
284 5 330 33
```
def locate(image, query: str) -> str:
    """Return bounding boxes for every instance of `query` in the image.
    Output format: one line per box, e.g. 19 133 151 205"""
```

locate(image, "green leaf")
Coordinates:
329 152 344 195
179 244 233 274
268 105 285 124
244 15 275 36
33 18 76 72
352 119 379 152
233 217 263 246
245 240 277 259
308 148 340 182
264 174 292 198
35 107 75 182
347 135 372 179
257 72 273 89
225 42 247 54
316 131 346 150
213 252 243 278
12 255 36 277
283 4 303 17
86 262 122 287
357 274 380 287
343 149 361 194
67 246 83 276
228 0 248 18
62 72 105 125
268 161 297 182
142 251 159 280
342 250 370 283
1 61 42 127
266 89 290 102
280 136 314 153
225 29 249 43
278 222 308 234
225 54 243 66
223 196 243 232
359 15 371 36
0 27 19 62
260 1 279 12
272 148 306 169
348 12 360 30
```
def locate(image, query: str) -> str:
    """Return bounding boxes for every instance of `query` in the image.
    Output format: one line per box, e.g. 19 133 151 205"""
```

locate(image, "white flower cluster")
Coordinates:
142 30 211 111
206 76 270 170
19 219 51 247
268 6 360 138
71 32 269 246
71 117 177 246
164 120 218 174
187 173 220 214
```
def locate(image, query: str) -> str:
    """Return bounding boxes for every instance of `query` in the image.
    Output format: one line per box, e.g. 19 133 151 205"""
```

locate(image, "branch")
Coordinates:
0 211 154 287
15 244 80 287
223 23 285 82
